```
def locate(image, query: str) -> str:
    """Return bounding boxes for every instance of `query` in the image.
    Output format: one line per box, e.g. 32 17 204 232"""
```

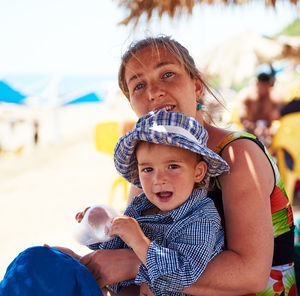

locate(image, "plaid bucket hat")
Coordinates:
114 110 229 188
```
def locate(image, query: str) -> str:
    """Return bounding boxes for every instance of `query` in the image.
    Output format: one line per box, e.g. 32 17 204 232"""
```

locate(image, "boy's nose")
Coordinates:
152 170 166 191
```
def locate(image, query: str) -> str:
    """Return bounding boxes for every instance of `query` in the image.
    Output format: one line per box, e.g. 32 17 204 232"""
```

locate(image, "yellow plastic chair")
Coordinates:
228 102 243 131
94 121 134 207
272 112 300 204
94 121 120 155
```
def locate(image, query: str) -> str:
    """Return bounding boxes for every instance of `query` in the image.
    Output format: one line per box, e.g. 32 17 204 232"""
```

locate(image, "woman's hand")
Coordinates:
43 244 81 261
140 283 154 296
80 249 140 288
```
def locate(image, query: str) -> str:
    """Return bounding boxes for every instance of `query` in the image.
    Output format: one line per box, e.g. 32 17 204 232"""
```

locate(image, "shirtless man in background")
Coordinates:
239 70 283 147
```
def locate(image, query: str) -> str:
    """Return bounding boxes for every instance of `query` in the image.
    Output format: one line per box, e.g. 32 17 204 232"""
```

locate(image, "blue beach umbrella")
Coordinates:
63 92 103 106
0 81 27 104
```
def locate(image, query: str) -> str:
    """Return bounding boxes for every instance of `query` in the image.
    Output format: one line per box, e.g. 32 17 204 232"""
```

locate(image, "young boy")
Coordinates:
92 110 230 296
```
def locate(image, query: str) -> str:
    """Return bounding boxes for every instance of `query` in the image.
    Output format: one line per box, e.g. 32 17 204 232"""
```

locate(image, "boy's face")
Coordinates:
136 142 207 213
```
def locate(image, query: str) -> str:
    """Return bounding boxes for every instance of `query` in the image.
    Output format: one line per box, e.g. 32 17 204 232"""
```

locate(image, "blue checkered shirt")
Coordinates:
90 189 224 295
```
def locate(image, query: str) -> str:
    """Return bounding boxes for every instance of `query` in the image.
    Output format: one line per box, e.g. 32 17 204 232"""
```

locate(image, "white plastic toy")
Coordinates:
73 205 118 245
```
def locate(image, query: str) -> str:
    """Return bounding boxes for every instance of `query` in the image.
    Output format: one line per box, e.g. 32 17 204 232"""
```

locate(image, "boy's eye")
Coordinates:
142 167 153 173
134 82 144 91
163 72 174 79
168 164 179 169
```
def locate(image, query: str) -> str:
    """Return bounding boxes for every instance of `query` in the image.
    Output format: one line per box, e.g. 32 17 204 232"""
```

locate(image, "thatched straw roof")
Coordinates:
117 0 299 26
196 30 300 87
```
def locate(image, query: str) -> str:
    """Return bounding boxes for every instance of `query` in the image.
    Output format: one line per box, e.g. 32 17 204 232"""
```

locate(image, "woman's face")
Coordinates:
124 46 202 118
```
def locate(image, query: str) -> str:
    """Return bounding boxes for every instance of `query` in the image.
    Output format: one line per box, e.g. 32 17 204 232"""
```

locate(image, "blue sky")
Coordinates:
0 0 299 80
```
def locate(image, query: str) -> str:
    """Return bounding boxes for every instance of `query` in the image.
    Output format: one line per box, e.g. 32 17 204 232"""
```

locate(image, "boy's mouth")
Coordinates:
155 191 173 202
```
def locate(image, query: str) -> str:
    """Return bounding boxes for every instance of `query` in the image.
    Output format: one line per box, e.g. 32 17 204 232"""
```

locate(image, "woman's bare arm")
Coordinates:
80 249 140 288
183 139 274 295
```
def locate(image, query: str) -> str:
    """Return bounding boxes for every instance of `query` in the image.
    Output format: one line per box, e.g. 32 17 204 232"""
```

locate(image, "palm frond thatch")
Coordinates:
116 0 299 26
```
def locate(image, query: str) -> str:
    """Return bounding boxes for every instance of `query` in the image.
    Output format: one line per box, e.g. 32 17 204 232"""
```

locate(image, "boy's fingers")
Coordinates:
75 212 82 222
75 207 91 222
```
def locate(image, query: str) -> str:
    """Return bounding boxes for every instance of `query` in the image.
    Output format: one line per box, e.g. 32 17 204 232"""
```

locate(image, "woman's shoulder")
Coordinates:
210 128 273 176
220 135 267 159
205 124 272 172
215 130 269 164
218 133 274 192
205 123 259 153
204 123 233 152
223 133 257 145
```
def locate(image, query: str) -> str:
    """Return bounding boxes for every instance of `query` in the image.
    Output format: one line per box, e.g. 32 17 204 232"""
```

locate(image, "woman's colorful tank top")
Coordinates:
210 131 297 296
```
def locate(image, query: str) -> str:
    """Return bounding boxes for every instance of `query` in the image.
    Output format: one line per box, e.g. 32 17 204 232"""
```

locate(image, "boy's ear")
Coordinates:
194 161 207 183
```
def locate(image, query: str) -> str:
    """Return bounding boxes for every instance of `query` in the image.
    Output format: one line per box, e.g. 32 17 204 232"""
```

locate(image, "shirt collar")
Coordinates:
132 189 207 222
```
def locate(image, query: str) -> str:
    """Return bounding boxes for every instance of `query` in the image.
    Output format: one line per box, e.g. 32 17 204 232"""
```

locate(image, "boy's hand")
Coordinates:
75 207 90 223
109 216 144 248
109 216 150 265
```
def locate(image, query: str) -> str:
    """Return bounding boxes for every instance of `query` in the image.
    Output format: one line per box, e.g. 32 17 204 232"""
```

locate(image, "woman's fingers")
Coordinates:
80 252 103 286
43 244 81 261
80 249 139 288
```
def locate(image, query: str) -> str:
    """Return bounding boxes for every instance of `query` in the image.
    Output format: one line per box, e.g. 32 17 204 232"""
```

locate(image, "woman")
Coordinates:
1 36 296 296
83 36 296 295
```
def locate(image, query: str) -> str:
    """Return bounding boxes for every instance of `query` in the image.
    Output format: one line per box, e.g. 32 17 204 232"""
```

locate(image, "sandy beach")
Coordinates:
0 101 137 279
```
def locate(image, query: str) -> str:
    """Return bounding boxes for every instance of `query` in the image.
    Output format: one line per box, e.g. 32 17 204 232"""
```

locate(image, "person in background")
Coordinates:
239 68 283 147
33 119 39 145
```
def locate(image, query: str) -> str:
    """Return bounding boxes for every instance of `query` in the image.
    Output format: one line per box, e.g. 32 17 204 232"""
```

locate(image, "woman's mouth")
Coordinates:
155 105 175 112
155 191 173 202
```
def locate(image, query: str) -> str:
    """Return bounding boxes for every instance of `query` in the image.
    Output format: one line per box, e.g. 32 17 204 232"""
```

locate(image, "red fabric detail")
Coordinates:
270 186 289 213
288 284 297 296
270 269 284 293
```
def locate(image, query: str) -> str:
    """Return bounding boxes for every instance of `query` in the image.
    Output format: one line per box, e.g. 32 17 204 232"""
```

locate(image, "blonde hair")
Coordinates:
118 35 224 123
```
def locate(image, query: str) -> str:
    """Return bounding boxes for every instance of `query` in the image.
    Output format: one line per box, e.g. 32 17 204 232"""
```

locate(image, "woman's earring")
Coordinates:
197 103 202 111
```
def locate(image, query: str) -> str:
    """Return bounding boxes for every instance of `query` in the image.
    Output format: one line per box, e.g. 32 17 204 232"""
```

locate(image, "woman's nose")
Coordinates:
148 83 165 101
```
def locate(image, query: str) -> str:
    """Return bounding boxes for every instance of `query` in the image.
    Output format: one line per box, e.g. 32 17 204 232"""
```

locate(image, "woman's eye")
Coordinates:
168 164 179 169
162 72 174 79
